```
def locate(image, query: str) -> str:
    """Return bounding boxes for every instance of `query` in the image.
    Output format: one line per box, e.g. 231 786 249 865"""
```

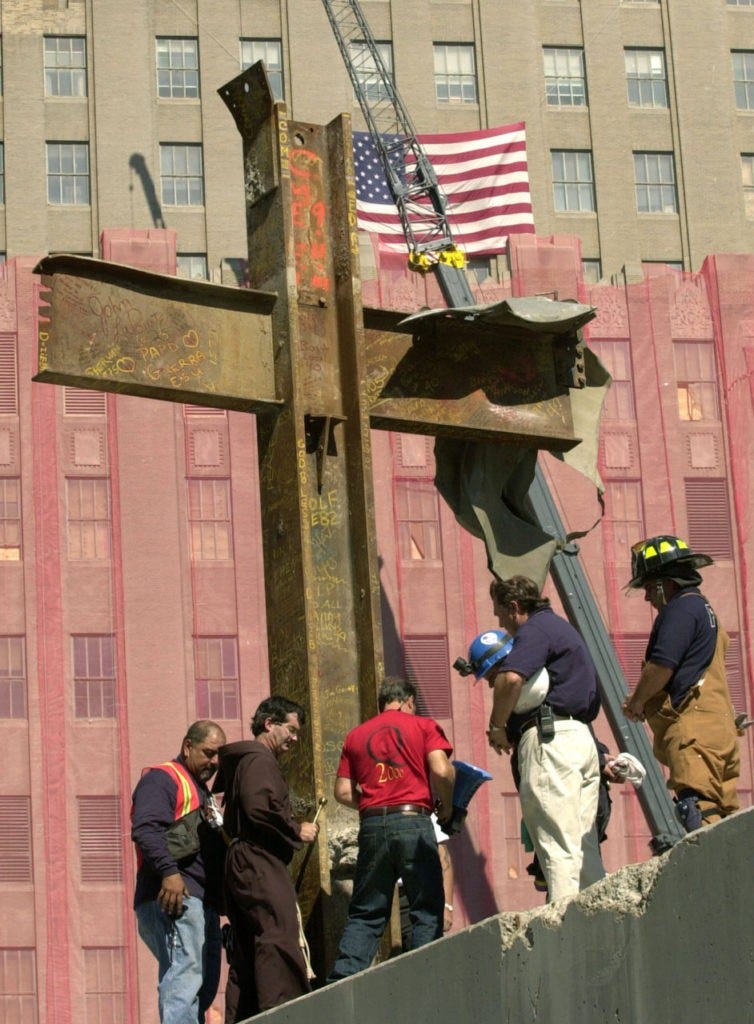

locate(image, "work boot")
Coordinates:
676 789 703 832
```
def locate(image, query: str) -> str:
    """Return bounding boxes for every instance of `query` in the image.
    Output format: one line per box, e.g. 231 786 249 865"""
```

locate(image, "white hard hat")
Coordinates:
513 667 550 714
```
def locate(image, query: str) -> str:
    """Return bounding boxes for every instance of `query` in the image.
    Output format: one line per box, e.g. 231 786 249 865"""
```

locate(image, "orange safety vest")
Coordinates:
149 760 203 821
132 760 204 869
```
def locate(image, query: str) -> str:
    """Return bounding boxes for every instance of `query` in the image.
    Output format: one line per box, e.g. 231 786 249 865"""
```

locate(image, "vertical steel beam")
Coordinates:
219 66 385 967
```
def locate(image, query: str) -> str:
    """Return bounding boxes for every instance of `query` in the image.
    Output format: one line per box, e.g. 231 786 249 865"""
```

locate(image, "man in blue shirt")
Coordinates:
622 535 740 830
485 575 604 902
131 720 227 1024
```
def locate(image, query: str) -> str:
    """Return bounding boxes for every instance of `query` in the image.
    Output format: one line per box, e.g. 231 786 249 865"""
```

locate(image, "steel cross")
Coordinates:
33 64 595 973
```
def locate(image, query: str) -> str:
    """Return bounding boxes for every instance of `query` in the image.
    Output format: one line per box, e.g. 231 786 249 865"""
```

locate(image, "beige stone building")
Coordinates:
0 0 751 280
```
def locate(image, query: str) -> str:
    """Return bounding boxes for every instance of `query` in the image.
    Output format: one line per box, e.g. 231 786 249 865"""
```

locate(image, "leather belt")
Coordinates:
520 712 581 735
360 803 430 819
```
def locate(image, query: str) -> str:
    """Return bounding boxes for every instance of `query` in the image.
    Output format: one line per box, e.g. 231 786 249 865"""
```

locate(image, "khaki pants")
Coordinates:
645 629 740 822
517 719 604 902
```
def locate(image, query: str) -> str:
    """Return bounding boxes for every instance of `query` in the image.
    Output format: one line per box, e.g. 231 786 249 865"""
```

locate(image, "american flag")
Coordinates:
353 123 535 259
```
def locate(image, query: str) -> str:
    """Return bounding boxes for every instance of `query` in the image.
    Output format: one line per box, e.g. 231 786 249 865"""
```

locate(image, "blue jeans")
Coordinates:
136 896 221 1024
329 813 443 980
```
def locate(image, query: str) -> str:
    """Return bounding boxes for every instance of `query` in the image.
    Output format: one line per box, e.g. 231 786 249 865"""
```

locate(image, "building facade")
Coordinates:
0 3 753 1022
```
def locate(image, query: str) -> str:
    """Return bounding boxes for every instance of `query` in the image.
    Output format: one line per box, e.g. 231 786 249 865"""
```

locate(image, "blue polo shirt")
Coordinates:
645 588 717 707
501 607 601 738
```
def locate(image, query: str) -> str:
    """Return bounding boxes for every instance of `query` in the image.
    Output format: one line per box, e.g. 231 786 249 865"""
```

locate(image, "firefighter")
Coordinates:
622 535 740 830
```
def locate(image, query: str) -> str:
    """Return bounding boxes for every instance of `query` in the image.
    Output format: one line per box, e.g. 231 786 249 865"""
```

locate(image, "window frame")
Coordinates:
551 149 596 213
673 340 721 422
187 478 233 561
625 48 668 108
194 636 240 720
543 46 587 107
177 254 209 280
46 142 90 205
159 144 204 207
0 477 21 560
0 636 26 719
633 151 678 213
155 37 200 100
72 634 117 720
742 153 754 215
732 50 754 110
44 35 87 97
433 43 478 104
394 478 443 564
587 339 636 421
349 39 394 104
66 477 111 561
240 38 284 101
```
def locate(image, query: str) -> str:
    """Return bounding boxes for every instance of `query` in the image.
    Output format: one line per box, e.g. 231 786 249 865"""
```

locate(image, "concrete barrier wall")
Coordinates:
252 808 754 1024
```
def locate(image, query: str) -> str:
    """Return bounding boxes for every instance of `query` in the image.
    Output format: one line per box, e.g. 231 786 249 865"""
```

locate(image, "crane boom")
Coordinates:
321 0 474 306
321 0 683 848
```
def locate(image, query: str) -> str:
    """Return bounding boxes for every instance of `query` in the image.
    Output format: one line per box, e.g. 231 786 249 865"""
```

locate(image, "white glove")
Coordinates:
607 752 646 787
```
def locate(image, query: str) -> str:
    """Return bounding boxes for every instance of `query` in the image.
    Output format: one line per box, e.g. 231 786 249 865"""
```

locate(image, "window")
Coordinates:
0 478 21 560
188 479 232 560
732 51 754 109
83 948 126 1024
582 258 602 284
685 479 734 560
587 340 635 420
73 635 116 719
156 37 199 99
44 36 86 96
78 797 123 882
604 481 644 553
551 150 595 212
729 1 754 8
240 39 284 100
46 143 90 205
160 144 204 206
633 152 677 213
0 637 26 719
395 480 442 562
433 43 477 104
195 637 240 720
625 49 668 107
177 254 208 280
742 154 754 214
543 47 586 107
674 341 720 421
349 40 394 103
0 948 37 1024
0 797 32 881
67 478 110 560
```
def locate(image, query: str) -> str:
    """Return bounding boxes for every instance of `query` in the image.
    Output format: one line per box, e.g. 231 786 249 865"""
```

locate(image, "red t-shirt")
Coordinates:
336 710 453 811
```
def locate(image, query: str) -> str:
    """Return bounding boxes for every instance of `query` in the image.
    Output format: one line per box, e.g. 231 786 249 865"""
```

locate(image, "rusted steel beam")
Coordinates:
33 255 280 414
220 64 384 967
362 299 595 448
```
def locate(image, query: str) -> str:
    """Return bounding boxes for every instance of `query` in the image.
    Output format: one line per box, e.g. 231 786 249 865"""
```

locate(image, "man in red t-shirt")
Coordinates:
328 676 455 980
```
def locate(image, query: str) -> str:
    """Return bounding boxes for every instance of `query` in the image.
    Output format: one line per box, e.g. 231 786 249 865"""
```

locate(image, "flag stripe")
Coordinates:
354 122 535 258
